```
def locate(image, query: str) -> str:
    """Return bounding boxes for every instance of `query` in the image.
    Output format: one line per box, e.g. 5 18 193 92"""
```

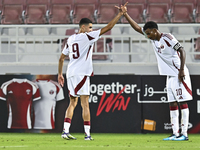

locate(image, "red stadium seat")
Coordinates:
97 0 122 24
49 0 73 24
1 0 26 24
146 0 172 23
25 0 50 24
122 0 147 23
196 0 200 22
73 0 98 24
171 0 196 23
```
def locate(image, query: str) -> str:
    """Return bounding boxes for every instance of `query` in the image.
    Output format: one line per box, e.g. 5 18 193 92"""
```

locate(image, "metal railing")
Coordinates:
0 24 200 64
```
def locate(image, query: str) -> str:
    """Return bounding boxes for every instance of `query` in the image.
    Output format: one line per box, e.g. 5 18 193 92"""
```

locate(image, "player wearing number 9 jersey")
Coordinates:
58 2 128 140
119 3 192 141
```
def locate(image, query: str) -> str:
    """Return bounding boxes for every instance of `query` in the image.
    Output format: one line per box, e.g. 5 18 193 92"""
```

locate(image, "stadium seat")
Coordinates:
171 0 196 23
25 0 50 24
146 0 172 23
73 0 98 24
196 0 200 22
49 0 73 24
97 0 122 24
122 0 147 23
1 0 26 24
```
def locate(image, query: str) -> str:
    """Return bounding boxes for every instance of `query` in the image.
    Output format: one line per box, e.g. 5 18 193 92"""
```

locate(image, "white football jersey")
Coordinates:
33 79 64 129
62 29 101 78
150 33 187 76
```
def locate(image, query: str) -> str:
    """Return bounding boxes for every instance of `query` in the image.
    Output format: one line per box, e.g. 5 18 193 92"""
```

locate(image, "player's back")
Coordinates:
65 30 101 78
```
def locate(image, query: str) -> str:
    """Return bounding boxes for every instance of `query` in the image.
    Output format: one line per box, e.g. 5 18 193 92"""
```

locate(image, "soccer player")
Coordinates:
118 4 192 141
58 3 127 140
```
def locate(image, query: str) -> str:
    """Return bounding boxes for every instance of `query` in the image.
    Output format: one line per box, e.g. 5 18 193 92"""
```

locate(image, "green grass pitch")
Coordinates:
0 133 200 150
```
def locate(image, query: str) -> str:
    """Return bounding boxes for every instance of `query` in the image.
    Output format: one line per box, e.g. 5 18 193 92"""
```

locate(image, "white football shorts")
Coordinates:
166 68 193 102
67 75 90 97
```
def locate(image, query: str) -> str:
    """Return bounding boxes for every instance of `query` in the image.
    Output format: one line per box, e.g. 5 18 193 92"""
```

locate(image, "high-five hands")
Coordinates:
115 2 128 14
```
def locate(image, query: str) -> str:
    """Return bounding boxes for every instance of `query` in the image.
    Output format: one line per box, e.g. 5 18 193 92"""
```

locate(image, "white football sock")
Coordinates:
63 122 70 133
84 125 90 136
181 108 189 137
170 109 179 136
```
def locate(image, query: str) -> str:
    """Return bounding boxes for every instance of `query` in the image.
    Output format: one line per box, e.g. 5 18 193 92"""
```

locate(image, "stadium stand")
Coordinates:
49 0 73 24
1 0 26 24
97 0 122 23
196 0 200 22
171 0 197 23
25 0 50 24
146 0 172 23
122 0 147 23
72 0 98 24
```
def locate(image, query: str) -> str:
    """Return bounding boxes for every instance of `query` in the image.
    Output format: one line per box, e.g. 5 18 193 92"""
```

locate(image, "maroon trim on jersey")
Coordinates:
163 33 173 40
86 45 92 60
86 34 95 41
164 39 171 47
51 106 55 129
84 121 90 125
172 60 180 71
75 76 87 95
68 90 73 97
91 72 94 76
182 80 192 96
170 106 178 110
177 51 180 57
180 103 188 109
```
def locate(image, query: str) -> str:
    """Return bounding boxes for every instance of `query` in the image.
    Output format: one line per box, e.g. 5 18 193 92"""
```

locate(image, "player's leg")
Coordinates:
62 96 78 140
173 101 189 141
173 68 192 141
80 95 94 140
163 76 179 140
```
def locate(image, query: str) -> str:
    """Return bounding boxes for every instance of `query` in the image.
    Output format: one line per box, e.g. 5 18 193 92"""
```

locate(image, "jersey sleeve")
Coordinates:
62 43 69 55
0 88 6 101
86 29 101 43
30 82 41 101
56 86 64 101
163 33 183 51
50 80 64 101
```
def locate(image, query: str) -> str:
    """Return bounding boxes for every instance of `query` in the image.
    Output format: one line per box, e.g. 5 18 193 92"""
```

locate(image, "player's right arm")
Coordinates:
58 53 66 87
100 2 128 36
121 4 143 35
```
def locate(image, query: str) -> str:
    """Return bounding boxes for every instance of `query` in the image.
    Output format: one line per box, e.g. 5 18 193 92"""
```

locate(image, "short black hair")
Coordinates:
143 21 158 31
79 18 92 27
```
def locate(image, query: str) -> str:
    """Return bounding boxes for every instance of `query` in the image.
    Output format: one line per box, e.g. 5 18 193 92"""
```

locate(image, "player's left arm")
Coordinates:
177 47 186 82
100 2 127 36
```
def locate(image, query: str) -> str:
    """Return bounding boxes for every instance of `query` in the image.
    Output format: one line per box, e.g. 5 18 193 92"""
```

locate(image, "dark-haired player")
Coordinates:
118 3 192 141
58 3 127 140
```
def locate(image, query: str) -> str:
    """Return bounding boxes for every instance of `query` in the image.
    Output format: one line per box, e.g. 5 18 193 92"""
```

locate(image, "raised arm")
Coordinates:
100 3 128 36
120 3 143 35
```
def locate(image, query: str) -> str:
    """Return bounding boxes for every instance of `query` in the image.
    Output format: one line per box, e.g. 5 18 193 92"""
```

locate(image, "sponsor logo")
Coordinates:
8 91 13 94
164 122 193 130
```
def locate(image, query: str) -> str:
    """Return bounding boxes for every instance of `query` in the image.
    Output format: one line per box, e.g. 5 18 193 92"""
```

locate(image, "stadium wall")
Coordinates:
0 74 200 134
